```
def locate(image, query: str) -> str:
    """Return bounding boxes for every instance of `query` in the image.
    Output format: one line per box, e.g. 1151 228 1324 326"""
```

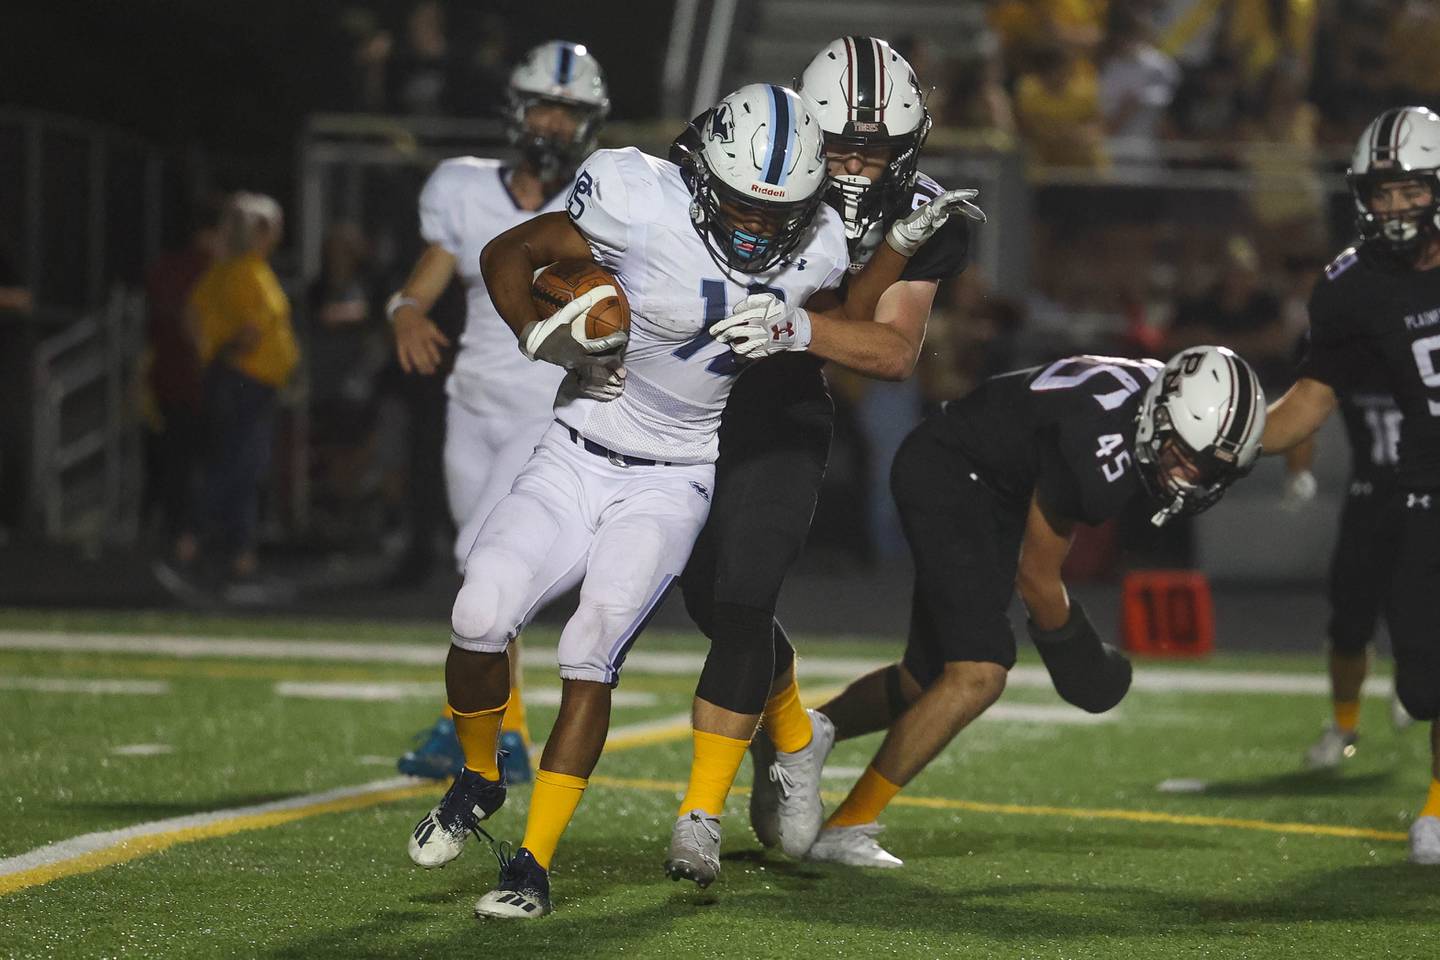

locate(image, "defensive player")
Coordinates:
662 37 984 884
1260 105 1440 864
387 41 609 782
404 83 973 919
779 348 1264 866
1284 358 1406 769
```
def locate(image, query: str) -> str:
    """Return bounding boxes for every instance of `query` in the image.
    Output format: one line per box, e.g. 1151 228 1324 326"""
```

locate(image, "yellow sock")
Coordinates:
450 702 504 780
500 688 530 745
1333 700 1360 734
1422 778 1440 819
826 765 902 828
678 730 751 816
521 769 588 870
764 677 813 754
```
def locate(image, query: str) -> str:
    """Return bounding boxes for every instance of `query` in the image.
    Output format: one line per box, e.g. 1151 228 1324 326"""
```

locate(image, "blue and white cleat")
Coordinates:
475 847 553 918
499 730 534 784
397 717 465 780
407 766 506 868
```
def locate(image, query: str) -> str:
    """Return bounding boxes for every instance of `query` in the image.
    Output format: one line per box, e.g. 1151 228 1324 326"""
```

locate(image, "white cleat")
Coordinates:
664 810 722 888
748 730 781 848
1391 692 1417 731
1303 725 1358 770
770 709 836 858
1409 816 1440 865
806 822 903 868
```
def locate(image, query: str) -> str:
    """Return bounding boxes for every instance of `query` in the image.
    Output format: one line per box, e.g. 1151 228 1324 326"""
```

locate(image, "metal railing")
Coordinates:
28 289 147 546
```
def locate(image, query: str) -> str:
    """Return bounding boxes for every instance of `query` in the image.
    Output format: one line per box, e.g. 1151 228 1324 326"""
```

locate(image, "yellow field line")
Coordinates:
591 775 1409 844
1 698 1408 899
0 781 438 897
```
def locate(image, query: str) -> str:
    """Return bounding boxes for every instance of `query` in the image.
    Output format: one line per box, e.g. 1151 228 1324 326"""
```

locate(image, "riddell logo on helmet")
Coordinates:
750 183 786 198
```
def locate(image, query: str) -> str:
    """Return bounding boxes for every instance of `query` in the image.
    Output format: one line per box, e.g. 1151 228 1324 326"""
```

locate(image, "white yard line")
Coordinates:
0 676 170 695
0 629 1396 697
272 681 657 706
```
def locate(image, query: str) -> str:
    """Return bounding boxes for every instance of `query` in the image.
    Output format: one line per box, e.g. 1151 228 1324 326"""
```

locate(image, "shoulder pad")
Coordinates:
1323 247 1360 281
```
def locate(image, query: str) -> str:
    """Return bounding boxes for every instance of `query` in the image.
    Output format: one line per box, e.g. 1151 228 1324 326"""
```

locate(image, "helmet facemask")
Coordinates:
508 92 605 184
684 151 825 274
822 116 930 258
1134 388 1257 526
1350 170 1440 263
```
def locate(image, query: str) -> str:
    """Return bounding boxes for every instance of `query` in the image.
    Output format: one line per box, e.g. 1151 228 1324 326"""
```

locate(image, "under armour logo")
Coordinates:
1407 493 1432 509
771 321 795 341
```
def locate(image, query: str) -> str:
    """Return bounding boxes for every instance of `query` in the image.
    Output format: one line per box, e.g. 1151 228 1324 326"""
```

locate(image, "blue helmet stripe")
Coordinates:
556 44 575 85
763 85 792 186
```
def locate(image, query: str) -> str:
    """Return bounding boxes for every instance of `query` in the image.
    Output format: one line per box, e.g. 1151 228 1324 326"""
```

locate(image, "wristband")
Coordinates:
385 292 420 325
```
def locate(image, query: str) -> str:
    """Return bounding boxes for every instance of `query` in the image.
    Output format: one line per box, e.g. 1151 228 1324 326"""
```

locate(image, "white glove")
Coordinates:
707 293 811 359
886 188 987 258
519 285 628 367
571 352 626 402
1280 469 1318 512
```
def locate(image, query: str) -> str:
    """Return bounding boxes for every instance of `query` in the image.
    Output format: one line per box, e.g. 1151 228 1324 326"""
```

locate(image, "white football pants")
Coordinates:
449 421 714 684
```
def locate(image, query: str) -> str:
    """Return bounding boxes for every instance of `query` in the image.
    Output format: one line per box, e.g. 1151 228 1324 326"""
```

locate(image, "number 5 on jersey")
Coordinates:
1096 433 1131 482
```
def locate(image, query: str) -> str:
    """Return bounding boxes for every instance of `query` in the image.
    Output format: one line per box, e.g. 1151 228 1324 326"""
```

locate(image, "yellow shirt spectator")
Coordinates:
191 252 298 389
1016 55 1105 167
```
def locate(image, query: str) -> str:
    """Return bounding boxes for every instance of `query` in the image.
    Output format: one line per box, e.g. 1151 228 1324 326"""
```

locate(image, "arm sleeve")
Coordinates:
418 161 467 255
564 149 636 273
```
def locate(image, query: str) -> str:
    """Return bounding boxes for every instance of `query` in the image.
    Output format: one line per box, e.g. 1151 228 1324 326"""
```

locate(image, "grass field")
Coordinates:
1 608 1436 959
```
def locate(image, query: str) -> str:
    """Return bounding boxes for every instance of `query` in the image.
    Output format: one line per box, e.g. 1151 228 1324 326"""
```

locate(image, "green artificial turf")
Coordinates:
0 609 1434 959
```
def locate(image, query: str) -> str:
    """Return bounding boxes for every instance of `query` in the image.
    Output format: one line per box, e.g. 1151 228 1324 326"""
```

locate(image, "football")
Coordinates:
531 259 631 340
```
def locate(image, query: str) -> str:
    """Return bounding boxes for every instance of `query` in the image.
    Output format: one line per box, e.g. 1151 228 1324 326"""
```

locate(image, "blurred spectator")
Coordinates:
187 193 298 583
1165 235 1291 388
1310 0 1390 141
1239 63 1324 263
341 7 393 112
1221 0 1317 95
0 236 32 315
388 1 457 116
990 0 1106 78
920 271 1024 404
144 199 221 564
1099 7 1180 165
307 223 387 531
1168 52 1243 141
940 33 1018 135
1015 43 1106 166
1381 0 1440 103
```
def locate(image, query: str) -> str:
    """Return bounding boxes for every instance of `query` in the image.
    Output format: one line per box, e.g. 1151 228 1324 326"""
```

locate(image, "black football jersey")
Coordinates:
1302 243 1440 487
931 355 1162 525
1336 356 1402 490
668 113 968 280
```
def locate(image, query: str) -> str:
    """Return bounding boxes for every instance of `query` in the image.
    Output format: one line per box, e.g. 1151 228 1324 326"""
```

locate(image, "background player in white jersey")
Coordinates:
385 41 609 783
404 83 969 920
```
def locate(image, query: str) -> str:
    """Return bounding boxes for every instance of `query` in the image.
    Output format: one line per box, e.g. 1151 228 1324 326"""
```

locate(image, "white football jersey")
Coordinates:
418 156 568 412
559 147 849 463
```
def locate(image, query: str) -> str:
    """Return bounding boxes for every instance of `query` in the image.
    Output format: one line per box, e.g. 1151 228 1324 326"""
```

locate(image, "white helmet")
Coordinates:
797 37 931 247
508 41 610 182
1134 346 1265 526
1348 106 1440 259
684 83 828 274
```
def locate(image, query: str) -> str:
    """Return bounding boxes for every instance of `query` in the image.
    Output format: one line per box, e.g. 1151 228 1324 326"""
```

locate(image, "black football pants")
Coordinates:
682 355 833 715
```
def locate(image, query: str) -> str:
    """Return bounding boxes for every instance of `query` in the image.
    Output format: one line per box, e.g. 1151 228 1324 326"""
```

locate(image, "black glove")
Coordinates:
1028 602 1132 714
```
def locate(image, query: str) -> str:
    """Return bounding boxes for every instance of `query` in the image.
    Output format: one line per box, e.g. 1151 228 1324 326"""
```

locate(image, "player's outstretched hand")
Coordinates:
709 293 811 358
392 309 451 375
521 286 628 368
1279 469 1318 512
886 188 986 258
572 351 626 402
